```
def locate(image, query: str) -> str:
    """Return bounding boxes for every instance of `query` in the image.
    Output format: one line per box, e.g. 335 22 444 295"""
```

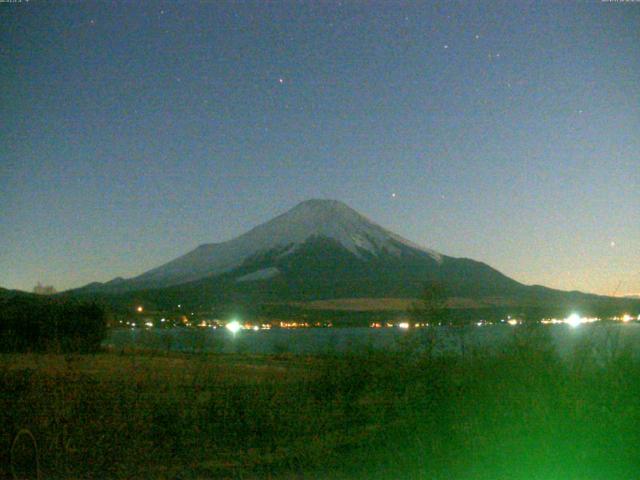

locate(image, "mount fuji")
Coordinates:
68 199 637 316
108 199 444 290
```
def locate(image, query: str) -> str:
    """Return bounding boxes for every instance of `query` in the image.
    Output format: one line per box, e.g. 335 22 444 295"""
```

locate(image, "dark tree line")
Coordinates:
0 294 106 353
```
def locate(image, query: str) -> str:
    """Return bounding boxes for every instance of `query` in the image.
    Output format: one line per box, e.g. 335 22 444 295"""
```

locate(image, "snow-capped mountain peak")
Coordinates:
261 199 442 260
108 199 443 289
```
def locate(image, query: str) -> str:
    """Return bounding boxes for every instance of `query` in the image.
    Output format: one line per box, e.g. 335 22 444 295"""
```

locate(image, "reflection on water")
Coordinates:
104 323 640 358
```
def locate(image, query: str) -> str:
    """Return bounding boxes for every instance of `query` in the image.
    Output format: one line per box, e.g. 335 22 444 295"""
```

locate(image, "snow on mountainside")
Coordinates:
124 199 443 289
66 199 640 315
236 267 281 283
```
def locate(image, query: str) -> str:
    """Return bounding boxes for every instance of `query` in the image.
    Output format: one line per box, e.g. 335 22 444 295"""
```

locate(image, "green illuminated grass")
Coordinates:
1 327 639 479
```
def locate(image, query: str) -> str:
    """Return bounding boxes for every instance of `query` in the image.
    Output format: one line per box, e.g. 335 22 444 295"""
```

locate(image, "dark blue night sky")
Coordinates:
1 1 638 295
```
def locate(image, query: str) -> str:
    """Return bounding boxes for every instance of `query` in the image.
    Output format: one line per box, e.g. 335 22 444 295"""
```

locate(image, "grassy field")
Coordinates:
2 327 640 479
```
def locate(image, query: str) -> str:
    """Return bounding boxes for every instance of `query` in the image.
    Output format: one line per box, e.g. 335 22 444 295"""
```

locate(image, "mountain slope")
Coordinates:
76 199 444 293
126 235 527 305
66 199 639 316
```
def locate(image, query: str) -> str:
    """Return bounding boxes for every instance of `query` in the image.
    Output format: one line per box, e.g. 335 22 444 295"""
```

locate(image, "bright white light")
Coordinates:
566 313 582 328
160 318 166 323
145 321 153 328
226 320 241 334
622 314 632 323
507 319 518 326
398 322 410 329
252 325 259 331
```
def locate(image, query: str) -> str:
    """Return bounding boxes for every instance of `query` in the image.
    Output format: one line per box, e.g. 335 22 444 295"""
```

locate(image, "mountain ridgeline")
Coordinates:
67 200 638 317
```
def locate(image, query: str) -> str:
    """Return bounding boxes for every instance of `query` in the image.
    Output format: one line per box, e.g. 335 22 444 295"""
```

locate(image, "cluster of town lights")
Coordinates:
128 305 638 330
540 314 620 327
539 314 640 326
224 320 272 333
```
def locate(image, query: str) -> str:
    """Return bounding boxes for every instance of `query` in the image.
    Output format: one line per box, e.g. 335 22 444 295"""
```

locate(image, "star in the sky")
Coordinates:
391 193 396 198
610 241 616 247
278 78 284 84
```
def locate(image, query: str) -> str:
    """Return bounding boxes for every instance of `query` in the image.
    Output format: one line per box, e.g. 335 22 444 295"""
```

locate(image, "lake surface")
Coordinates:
105 323 640 358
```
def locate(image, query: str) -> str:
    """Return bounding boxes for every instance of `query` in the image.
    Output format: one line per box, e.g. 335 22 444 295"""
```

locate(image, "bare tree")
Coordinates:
33 282 57 295
408 281 452 355
409 281 450 327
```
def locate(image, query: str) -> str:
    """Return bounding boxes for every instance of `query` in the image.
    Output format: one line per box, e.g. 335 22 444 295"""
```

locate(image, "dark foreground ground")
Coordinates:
2 326 640 479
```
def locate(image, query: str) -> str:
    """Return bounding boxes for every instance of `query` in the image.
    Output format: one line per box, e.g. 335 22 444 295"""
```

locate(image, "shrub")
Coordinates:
0 295 106 353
